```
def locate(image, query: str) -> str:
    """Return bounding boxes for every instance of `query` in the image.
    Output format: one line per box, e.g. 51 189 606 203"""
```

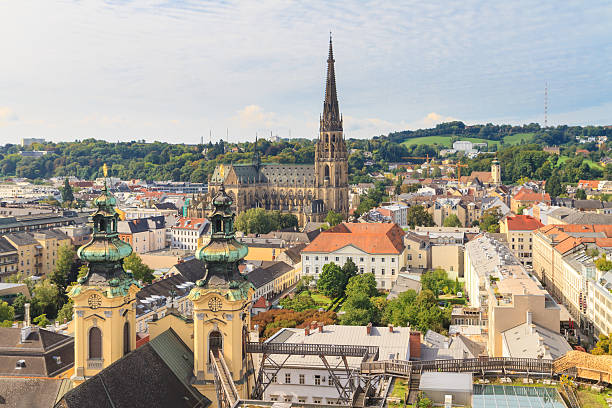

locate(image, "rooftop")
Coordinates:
302 222 405 254
504 214 543 231
502 321 572 360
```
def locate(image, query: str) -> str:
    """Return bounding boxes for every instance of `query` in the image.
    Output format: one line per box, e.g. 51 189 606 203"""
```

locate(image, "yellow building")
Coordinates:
5 229 71 278
68 178 141 385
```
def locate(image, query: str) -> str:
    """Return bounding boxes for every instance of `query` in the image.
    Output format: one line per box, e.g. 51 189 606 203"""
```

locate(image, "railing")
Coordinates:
210 350 238 408
246 342 379 359
361 357 555 377
87 359 104 369
561 384 580 408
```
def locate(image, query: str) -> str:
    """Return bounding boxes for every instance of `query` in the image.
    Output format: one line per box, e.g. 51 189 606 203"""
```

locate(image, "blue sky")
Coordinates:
0 0 610 144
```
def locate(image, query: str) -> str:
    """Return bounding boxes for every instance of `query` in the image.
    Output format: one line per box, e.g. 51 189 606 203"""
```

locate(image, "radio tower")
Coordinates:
544 82 548 128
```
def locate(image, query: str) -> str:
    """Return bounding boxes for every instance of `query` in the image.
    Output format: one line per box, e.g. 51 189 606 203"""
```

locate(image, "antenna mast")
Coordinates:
544 82 548 128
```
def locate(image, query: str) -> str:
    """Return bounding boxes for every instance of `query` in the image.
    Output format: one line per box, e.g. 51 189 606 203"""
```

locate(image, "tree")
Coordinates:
341 293 376 326
479 207 501 233
575 189 587 200
123 253 155 283
442 214 462 227
50 244 76 295
421 269 451 295
382 289 449 333
33 314 50 327
591 334 612 355
317 263 347 299
30 279 62 318
77 264 89 280
325 210 343 227
345 273 377 299
279 292 318 312
61 178 74 203
406 205 435 228
0 301 15 325
341 258 358 284
56 299 74 323
595 254 612 272
546 172 564 199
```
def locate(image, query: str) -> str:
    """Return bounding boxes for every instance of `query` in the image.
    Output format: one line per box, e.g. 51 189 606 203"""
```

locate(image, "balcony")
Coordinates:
87 359 104 370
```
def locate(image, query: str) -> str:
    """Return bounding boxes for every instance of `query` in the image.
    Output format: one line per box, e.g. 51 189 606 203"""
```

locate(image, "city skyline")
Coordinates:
0 0 611 144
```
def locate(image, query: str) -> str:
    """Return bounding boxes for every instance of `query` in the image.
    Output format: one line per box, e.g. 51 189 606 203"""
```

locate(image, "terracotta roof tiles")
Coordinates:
505 215 544 231
302 222 405 254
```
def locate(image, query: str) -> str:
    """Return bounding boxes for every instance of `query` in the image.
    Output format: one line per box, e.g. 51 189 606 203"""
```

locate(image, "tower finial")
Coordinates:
322 34 341 132
103 163 108 178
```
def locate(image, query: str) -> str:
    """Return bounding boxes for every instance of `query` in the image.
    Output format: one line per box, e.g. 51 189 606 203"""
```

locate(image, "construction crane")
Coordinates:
446 163 468 182
400 154 432 164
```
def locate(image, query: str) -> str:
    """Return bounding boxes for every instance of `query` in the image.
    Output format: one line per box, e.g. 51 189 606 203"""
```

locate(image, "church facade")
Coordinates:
188 38 349 225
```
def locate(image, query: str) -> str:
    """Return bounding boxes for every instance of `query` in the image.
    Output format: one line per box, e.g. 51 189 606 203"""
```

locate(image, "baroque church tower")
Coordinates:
189 185 254 403
68 165 140 385
315 35 349 216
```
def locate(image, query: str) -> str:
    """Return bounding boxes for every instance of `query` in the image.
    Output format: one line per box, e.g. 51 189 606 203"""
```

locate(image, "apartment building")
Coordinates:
170 217 209 251
532 224 612 340
246 261 300 304
377 204 409 226
0 182 59 200
499 215 543 266
0 237 18 282
431 198 481 228
464 234 565 357
301 223 406 290
57 224 92 246
118 216 167 254
4 230 71 278
510 188 551 213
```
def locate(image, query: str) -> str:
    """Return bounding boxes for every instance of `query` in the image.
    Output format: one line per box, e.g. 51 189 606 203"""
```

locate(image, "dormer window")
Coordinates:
16 360 26 369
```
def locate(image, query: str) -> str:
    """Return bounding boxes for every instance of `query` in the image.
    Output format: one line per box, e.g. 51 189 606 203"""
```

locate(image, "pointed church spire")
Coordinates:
321 33 342 132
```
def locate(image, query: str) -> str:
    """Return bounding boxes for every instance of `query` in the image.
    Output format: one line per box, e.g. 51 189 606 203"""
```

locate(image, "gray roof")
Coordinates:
419 372 473 393
563 211 612 225
246 261 294 288
57 328 208 408
169 258 207 282
0 377 72 408
0 236 17 253
501 322 572 360
118 216 165 234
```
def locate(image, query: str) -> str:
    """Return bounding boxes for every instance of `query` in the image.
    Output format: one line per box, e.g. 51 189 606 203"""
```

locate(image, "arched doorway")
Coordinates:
209 330 223 358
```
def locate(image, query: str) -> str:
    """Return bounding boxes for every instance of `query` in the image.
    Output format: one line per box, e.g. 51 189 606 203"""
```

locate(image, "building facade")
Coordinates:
301 223 406 289
170 217 209 251
499 214 543 266
4 230 71 278
187 38 349 225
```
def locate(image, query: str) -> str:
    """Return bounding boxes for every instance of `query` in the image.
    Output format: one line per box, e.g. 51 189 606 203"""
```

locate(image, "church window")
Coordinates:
88 327 102 359
123 322 130 355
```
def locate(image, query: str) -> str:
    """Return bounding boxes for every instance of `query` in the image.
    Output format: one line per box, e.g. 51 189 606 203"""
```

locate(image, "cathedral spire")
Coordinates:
321 33 342 132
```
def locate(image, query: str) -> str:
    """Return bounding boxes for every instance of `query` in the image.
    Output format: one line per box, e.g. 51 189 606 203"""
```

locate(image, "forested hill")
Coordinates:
0 122 610 182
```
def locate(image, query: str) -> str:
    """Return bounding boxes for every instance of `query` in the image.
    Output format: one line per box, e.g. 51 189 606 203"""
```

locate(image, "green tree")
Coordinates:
56 299 74 323
591 333 612 355
0 301 15 325
124 253 155 283
421 269 451 295
355 196 376 217
442 214 462 227
479 207 501 233
31 279 62 318
325 210 343 227
546 172 564 199
345 273 377 299
406 205 435 228
341 293 376 326
50 244 76 295
279 292 317 312
77 264 89 280
279 213 298 230
341 258 358 284
575 189 587 200
317 263 347 299
595 254 612 272
61 178 74 203
33 314 50 327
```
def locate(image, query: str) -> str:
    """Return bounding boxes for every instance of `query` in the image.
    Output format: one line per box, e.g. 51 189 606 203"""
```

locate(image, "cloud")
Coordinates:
235 105 280 129
0 107 18 126
420 112 460 127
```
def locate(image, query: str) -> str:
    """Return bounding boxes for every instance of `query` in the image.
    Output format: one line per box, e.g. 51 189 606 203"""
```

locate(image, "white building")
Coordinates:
170 217 209 251
301 223 406 289
0 182 60 200
378 204 409 227
262 324 411 405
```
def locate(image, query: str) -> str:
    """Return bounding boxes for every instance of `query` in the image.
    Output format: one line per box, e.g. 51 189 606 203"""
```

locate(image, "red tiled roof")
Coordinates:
253 296 268 309
469 171 492 182
302 222 405 254
505 215 543 231
578 180 600 189
536 224 612 254
513 188 551 203
377 208 392 217
173 217 206 230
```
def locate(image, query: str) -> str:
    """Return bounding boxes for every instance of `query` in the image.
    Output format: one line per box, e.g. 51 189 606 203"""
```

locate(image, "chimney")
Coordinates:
388 324 394 333
318 322 323 333
24 303 31 327
366 322 372 335
305 327 310 336
310 321 317 330
526 311 532 326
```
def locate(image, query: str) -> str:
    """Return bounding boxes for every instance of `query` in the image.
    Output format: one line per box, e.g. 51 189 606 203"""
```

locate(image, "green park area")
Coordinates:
400 132 534 148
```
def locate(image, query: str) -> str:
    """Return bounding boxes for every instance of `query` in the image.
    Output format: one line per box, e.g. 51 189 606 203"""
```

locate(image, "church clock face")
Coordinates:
208 297 222 312
88 294 102 309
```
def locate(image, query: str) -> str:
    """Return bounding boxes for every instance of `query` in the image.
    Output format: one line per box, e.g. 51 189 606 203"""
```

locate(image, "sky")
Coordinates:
0 1 611 144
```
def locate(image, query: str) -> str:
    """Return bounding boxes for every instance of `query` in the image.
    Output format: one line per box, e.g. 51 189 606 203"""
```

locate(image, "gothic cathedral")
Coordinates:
188 37 349 224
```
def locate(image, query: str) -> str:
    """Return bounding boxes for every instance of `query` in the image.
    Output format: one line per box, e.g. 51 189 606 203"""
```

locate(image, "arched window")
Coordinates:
209 330 223 358
324 165 330 179
123 322 130 355
89 327 102 359
214 218 222 233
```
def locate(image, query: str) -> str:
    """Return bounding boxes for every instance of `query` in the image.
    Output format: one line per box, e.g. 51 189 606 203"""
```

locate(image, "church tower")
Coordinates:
189 185 254 404
68 165 140 385
491 156 501 185
315 35 349 216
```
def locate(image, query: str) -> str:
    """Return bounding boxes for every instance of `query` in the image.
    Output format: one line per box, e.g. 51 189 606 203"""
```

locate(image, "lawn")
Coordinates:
576 389 610 408
311 292 332 307
557 155 603 170
388 378 409 407
400 133 533 148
